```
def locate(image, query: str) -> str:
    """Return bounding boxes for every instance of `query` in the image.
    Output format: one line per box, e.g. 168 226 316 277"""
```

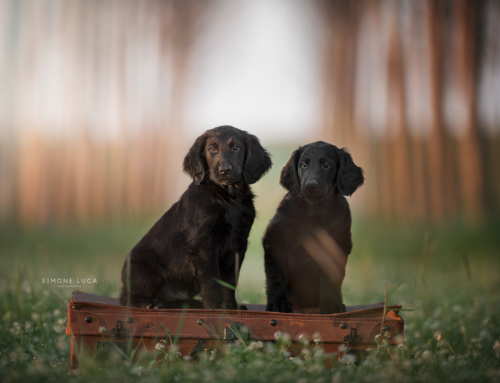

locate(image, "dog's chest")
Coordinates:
221 196 254 231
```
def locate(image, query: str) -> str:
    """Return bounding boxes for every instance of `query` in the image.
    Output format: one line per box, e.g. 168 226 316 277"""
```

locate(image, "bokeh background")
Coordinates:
0 0 499 307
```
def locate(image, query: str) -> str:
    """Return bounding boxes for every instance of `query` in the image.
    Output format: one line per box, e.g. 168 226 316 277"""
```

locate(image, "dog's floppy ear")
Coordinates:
336 148 364 196
183 133 208 185
279 147 303 196
242 132 272 184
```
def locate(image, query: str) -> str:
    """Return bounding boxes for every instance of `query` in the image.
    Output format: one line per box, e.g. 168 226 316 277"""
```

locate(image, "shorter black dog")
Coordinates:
263 141 364 314
120 125 272 310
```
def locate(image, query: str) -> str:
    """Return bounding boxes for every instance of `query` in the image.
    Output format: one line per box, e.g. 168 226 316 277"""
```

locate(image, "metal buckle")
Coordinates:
343 328 363 347
109 320 129 340
224 322 250 341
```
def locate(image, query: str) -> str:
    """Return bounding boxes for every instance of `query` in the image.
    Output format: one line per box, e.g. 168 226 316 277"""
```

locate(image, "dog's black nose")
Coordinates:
305 182 318 191
219 165 232 174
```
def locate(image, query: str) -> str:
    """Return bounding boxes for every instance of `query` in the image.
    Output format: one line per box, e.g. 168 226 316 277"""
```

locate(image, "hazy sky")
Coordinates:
185 0 323 143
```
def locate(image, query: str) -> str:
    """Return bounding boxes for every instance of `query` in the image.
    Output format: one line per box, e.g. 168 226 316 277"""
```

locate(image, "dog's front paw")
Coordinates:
320 303 346 314
141 299 165 310
266 300 293 313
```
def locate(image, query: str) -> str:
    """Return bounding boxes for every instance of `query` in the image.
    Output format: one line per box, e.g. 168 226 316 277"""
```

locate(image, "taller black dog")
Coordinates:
263 141 363 314
120 126 272 309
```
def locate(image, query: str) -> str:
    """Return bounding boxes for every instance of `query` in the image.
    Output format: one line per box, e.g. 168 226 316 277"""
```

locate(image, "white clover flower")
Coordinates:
430 321 440 329
298 348 309 358
292 357 304 366
56 337 67 351
265 342 276 354
281 333 291 343
374 334 381 341
98 326 107 333
31 313 40 321
168 345 179 354
248 341 264 351
480 330 490 339
53 309 61 317
434 332 442 341
274 331 282 340
422 350 433 360
493 340 500 358
452 305 463 313
154 342 165 351
298 334 309 345
130 365 143 376
313 347 324 357
339 353 357 365
394 334 405 345
338 344 347 353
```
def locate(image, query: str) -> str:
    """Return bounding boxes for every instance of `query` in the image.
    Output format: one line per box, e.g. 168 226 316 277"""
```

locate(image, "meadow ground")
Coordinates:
1 214 499 382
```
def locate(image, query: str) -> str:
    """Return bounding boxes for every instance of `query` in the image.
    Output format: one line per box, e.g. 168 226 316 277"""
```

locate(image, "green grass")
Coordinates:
1 200 500 381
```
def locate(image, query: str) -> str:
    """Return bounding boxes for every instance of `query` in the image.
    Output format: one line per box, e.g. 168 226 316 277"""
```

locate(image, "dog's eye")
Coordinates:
323 162 330 168
232 146 240 151
301 162 308 168
208 147 218 153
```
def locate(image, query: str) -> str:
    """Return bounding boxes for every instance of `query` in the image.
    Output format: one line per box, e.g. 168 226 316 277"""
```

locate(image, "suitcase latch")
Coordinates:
189 340 222 361
109 320 128 340
224 322 249 341
343 328 362 347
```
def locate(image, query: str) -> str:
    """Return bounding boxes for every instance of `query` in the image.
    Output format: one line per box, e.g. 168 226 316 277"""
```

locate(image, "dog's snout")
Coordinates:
305 182 318 191
219 164 232 174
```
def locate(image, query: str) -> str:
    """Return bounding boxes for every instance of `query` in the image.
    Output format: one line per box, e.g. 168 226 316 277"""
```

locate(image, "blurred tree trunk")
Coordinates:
386 3 412 219
319 0 361 149
453 0 485 223
426 0 448 221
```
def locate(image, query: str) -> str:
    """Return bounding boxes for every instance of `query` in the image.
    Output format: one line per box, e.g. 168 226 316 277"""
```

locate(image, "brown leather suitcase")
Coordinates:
65 291 404 369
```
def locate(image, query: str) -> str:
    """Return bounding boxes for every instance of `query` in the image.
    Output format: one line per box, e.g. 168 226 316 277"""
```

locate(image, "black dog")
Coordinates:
263 141 363 314
120 125 272 309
